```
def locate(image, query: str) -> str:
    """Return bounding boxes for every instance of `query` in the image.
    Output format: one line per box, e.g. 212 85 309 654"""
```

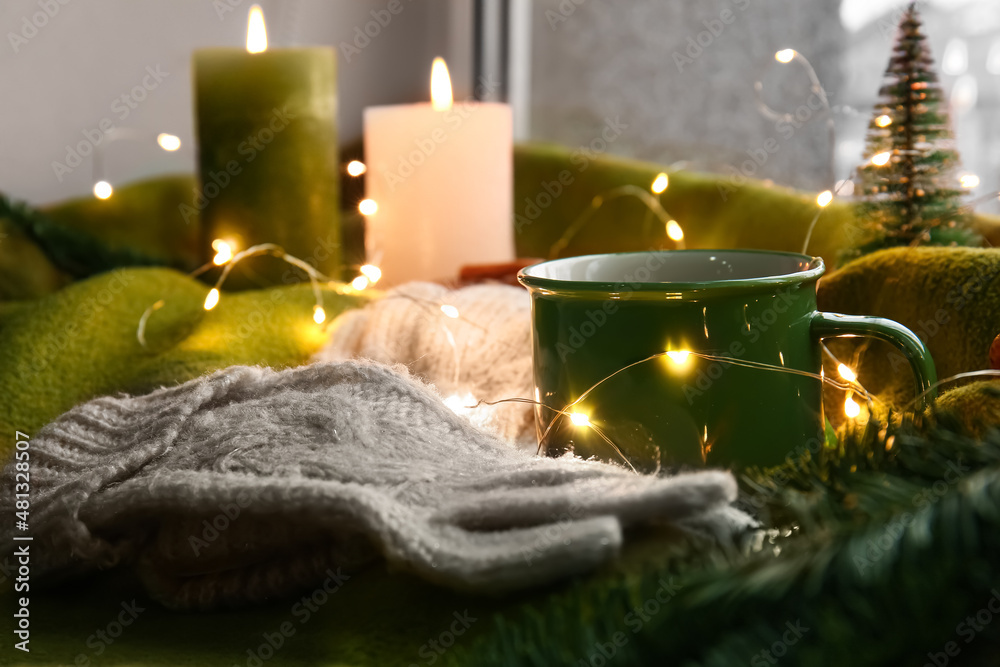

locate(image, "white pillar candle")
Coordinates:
363 58 513 286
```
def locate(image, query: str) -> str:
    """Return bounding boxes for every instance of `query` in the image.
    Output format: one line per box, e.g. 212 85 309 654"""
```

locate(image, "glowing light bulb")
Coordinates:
942 38 968 76
666 349 691 365
246 5 267 53
359 199 378 215
211 239 233 265
313 305 326 324
835 179 855 196
775 49 796 64
651 173 669 194
444 392 476 414
351 276 369 291
346 160 367 176
960 173 980 189
359 264 382 283
870 151 891 166
837 363 857 383
666 220 685 241
816 190 833 208
430 57 453 111
204 288 220 311
875 115 892 128
440 304 459 319
93 181 113 199
844 395 861 418
569 412 591 427
157 133 181 151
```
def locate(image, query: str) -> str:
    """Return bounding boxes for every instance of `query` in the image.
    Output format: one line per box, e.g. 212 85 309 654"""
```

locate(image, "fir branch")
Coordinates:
454 417 1000 666
0 192 168 279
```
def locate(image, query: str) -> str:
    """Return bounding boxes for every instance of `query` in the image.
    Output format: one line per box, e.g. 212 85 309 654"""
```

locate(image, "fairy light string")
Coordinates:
132 236 993 474
136 241 343 347
547 182 685 259
496 348 878 471
91 128 183 200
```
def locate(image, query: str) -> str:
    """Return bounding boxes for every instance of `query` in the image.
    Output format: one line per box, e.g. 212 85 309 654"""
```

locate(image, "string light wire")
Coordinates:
547 184 685 259
137 243 332 347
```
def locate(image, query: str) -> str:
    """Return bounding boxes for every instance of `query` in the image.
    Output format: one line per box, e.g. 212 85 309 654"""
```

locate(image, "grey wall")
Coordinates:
1 0 470 205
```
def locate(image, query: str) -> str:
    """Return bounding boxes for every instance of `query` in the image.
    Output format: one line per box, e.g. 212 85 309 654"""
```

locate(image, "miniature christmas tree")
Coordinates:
849 3 980 258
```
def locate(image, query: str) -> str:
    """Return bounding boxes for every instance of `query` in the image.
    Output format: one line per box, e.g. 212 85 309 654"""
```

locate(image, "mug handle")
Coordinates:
811 312 938 407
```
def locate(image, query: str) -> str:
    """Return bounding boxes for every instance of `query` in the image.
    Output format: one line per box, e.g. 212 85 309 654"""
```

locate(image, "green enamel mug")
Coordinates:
518 250 937 471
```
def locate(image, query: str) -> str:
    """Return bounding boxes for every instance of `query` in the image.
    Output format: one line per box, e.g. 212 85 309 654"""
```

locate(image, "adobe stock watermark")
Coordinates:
188 491 254 556
407 610 477 667
681 286 802 404
853 458 969 574
28 269 135 377
554 249 665 362
50 65 170 182
211 0 248 20
513 115 630 234
338 0 414 63
924 589 1000 667
8 0 72 54
749 620 810 666
740 435 825 508
544 0 587 31
883 259 1000 373
374 75 503 193
234 568 350 667
672 0 752 72
178 105 296 224
73 600 146 666
576 577 682 667
716 89 830 201
520 501 587 566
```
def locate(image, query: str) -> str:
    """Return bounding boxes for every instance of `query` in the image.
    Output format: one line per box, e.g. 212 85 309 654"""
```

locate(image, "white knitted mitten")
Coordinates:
316 282 535 446
1 362 753 609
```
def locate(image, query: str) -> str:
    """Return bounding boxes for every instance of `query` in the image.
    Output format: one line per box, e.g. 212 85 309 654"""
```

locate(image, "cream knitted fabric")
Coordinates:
0 362 752 610
315 282 536 446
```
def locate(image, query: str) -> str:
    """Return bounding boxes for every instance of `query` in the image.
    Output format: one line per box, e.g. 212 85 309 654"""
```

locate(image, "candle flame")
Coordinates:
247 5 267 53
430 57 453 110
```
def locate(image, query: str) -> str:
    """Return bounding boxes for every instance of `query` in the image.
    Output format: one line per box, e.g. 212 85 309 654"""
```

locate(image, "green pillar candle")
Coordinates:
193 43 339 286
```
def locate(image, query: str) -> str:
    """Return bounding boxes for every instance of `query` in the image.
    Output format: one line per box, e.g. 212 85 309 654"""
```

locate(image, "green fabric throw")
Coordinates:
0 268 366 450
